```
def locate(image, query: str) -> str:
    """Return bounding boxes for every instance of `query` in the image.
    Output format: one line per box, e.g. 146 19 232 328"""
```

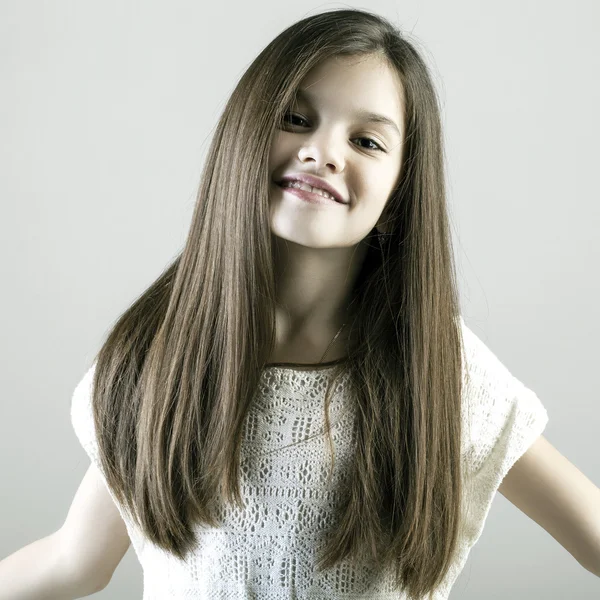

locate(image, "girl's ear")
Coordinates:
375 210 392 235
375 194 397 234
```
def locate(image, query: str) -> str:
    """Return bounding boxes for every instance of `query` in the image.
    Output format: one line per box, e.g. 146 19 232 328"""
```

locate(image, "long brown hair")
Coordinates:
89 8 468 599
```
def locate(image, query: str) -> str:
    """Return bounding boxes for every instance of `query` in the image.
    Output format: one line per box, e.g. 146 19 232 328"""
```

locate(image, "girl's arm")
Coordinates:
0 531 103 599
498 434 600 577
0 463 131 598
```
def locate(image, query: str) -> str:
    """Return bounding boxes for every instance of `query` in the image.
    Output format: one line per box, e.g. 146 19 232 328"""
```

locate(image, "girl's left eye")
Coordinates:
280 112 386 153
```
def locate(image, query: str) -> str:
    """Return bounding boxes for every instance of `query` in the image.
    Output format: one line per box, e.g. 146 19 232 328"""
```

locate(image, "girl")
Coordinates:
12 7 597 600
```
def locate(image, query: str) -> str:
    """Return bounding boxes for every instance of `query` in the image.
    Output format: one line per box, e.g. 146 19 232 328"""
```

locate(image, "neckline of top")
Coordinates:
263 356 349 371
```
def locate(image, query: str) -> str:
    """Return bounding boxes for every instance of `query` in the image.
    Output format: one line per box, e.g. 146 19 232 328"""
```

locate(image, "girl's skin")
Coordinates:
267 53 405 362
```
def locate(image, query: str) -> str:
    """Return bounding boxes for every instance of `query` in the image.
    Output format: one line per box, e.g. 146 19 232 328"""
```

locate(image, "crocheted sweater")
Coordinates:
70 316 549 599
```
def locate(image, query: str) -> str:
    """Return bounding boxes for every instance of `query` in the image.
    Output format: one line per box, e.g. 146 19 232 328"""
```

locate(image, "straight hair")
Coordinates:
88 8 470 599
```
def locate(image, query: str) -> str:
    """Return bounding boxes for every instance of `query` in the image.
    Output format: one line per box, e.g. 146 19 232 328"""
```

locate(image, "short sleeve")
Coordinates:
70 360 106 478
70 360 147 554
459 317 549 490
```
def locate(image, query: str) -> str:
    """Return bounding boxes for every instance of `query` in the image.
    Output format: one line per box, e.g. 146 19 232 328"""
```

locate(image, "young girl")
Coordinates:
20 7 598 600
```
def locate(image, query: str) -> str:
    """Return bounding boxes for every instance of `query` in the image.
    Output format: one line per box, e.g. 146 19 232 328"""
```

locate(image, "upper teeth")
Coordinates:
281 180 337 201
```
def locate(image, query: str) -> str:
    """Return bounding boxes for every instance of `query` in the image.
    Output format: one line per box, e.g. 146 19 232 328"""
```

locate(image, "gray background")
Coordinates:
1 1 599 598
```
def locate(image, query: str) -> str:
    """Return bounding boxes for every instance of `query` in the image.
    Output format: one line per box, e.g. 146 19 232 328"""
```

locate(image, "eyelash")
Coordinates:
280 112 386 153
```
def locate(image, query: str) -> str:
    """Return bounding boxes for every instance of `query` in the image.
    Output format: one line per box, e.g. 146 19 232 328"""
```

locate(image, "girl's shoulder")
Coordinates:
457 317 549 477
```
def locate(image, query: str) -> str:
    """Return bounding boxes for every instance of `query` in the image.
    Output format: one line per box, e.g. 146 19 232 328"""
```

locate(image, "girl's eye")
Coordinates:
280 112 385 153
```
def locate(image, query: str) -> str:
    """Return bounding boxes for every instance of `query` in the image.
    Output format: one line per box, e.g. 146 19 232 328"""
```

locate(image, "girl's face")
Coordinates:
268 54 405 248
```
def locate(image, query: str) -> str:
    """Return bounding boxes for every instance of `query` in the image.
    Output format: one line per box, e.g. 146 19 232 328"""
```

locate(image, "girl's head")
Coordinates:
207 8 441 260
92 9 466 600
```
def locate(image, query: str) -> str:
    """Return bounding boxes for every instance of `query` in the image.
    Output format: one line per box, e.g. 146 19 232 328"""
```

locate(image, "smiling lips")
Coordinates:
277 173 347 204
279 180 341 203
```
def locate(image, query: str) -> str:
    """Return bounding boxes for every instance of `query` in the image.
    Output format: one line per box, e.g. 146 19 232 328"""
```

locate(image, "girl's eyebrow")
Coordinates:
294 87 402 140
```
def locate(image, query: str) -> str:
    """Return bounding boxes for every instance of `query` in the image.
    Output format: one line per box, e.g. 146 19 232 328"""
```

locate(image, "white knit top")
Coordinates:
70 316 549 599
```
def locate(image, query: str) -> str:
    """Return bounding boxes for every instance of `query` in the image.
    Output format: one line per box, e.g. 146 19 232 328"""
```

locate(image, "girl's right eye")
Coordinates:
281 112 306 127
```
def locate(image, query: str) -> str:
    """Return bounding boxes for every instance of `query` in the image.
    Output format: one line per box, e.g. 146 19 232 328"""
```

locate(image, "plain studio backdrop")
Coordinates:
1 1 598 598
